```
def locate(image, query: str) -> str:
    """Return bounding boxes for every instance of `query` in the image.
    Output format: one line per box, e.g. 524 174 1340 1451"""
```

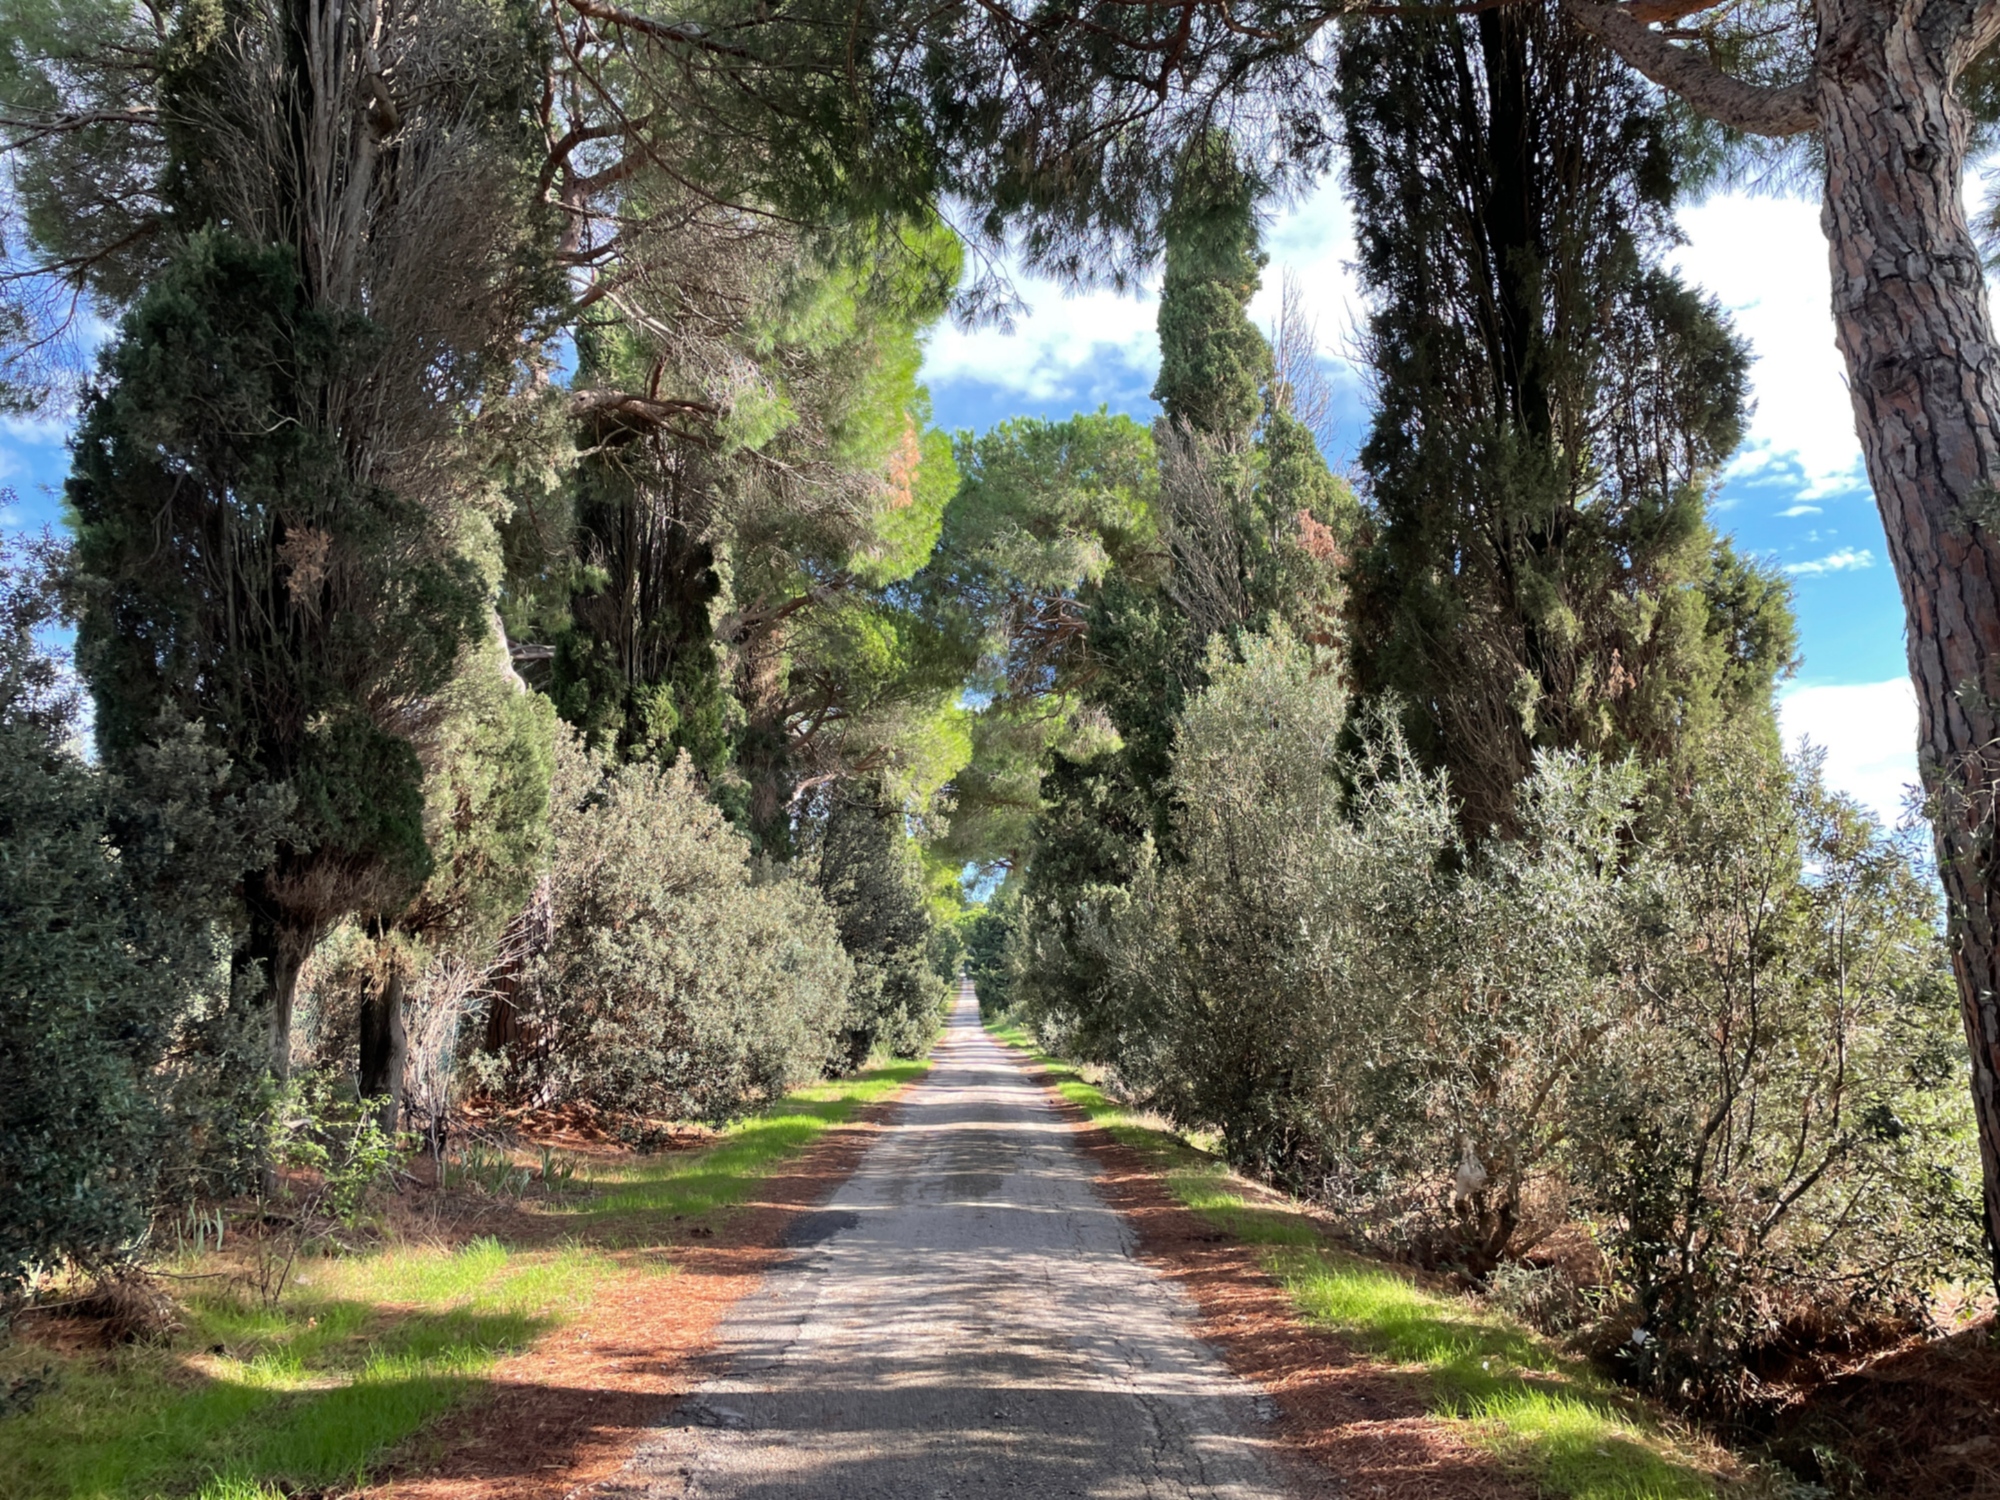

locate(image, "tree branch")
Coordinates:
1959 0 2000 68
557 0 759 59
1561 0 1818 136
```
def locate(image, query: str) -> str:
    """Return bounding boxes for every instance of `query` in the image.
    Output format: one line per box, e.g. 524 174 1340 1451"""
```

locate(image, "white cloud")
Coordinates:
1780 678 1919 828
1785 546 1874 576
921 177 1367 408
920 273 1160 400
1673 196 1870 501
1250 179 1365 349
1779 503 1822 517
0 413 68 446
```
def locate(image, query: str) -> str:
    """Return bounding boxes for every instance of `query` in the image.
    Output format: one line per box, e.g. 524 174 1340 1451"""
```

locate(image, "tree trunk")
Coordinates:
1816 0 2000 1287
358 964 408 1135
244 877 311 1082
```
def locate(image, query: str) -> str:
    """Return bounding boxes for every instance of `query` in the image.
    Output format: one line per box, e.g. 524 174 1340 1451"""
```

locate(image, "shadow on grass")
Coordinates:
1215 1207 1713 1500
9 1302 553 1500
4 1059 929 1500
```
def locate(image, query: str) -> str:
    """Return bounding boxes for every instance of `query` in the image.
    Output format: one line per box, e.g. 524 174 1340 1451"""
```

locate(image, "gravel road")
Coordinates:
599 984 1307 1500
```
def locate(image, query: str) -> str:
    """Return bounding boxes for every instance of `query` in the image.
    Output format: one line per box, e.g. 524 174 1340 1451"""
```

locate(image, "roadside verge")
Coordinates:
372 1061 927 1500
0 1062 926 1500
986 1017 1748 1500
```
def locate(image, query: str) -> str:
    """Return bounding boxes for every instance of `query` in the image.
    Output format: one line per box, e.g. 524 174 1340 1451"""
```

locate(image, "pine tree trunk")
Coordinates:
1817 0 2000 1286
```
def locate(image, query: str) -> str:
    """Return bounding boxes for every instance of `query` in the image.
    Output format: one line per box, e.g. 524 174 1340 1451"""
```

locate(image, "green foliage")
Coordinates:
1572 746 1985 1412
1030 625 1979 1403
525 220 969 854
69 233 488 957
503 730 853 1120
1339 8 1793 834
264 1075 398 1228
0 534 279 1294
964 878 1024 1018
814 788 950 1066
1002 155 1356 1049
924 410 1158 873
407 641 557 945
1153 140 1272 444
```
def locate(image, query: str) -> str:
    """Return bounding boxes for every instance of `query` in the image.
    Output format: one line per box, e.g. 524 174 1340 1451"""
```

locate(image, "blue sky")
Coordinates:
1 180 1917 824
920 181 1921 828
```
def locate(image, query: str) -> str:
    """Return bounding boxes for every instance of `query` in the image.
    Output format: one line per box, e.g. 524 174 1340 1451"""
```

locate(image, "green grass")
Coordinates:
1 1059 927 1500
1 1238 595 1500
985 1011 1719 1500
569 1061 927 1228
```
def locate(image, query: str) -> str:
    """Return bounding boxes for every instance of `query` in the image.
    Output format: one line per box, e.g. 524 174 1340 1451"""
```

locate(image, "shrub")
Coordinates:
0 535 279 1293
964 878 1023 1017
813 788 949 1066
1570 745 1982 1412
1029 625 1980 1408
502 731 852 1121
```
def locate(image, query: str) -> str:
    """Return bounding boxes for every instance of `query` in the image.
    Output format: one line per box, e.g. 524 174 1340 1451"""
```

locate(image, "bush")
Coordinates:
0 535 279 1294
1025 626 1980 1411
1570 746 1983 1412
813 787 949 1066
964 878 1023 1018
501 731 852 1121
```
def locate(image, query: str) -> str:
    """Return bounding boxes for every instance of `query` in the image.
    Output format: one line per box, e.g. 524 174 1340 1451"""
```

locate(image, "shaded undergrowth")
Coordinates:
0 1059 926 1500
986 1015 1725 1500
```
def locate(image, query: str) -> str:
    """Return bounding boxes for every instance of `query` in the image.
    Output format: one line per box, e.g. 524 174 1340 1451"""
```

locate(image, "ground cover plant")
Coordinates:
0 1060 924 1500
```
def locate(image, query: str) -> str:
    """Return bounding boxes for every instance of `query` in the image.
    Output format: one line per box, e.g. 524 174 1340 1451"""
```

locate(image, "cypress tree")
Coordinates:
1016 145 1356 1045
1152 139 1272 447
1337 8 1796 834
69 236 491 1076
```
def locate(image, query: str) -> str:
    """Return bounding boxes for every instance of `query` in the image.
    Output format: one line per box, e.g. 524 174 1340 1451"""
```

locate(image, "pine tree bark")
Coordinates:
1568 0 2000 1295
1815 0 2000 1289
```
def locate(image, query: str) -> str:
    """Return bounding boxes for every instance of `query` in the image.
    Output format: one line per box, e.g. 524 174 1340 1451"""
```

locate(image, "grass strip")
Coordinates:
568 1061 926 1229
1 1058 926 1500
985 1013 1717 1500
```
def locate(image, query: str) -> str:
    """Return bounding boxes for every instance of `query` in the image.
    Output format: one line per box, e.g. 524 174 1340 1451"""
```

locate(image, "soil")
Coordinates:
1762 1317 2000 1498
359 1038 1563 1500
371 1007 1550 1500
1046 1065 2000 1500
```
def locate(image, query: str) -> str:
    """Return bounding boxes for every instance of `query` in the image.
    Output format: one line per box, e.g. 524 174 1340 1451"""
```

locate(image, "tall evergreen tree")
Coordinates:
1338 8 1796 834
1010 147 1353 1047
68 238 494 1077
1152 142 1271 448
48 0 561 1076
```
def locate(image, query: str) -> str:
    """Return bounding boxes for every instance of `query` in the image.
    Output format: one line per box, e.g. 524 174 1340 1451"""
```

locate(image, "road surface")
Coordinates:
599 984 1307 1500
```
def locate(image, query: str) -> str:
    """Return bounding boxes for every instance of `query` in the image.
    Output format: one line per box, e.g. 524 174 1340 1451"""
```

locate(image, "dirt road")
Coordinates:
595 985 1308 1500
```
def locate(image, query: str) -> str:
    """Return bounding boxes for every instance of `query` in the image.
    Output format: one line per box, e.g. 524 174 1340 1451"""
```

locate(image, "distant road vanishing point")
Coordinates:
593 983 1312 1500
